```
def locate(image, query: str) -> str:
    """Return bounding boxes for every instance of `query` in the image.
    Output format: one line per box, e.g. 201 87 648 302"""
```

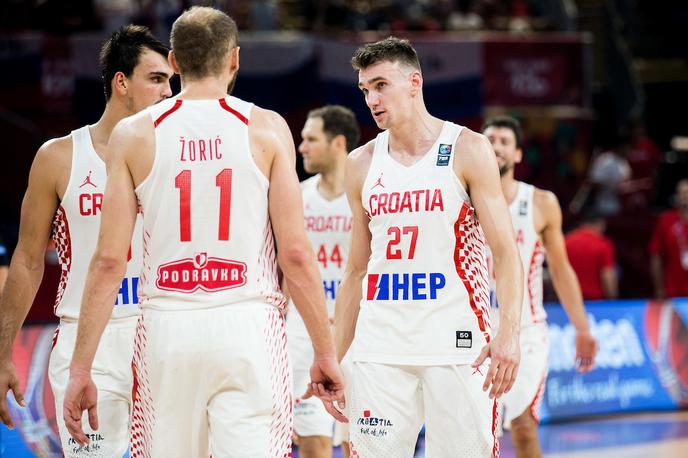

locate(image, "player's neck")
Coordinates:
679 207 688 220
388 110 443 156
89 101 129 155
317 159 346 201
178 76 231 100
500 174 519 204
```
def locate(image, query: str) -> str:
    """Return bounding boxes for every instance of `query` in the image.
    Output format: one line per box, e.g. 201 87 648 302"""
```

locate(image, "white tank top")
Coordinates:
51 126 143 320
487 182 547 328
135 96 284 311
286 175 352 337
352 121 492 365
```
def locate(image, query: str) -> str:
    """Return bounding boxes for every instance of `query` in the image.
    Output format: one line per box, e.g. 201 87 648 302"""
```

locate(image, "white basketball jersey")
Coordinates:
352 121 492 366
286 175 352 337
487 182 547 328
51 126 143 319
135 96 284 311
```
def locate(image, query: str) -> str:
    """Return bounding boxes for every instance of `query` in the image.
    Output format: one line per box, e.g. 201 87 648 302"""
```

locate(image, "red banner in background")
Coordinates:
483 35 590 108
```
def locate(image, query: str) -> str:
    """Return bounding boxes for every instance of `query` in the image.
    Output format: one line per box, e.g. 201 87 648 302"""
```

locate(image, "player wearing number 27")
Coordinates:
334 37 523 457
62 7 344 457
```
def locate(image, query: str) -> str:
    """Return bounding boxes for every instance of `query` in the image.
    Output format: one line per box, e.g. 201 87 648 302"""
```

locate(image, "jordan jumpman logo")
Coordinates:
79 171 97 188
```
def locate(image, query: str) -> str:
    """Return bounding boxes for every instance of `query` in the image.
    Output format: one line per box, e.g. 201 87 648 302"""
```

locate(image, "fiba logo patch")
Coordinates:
437 144 452 166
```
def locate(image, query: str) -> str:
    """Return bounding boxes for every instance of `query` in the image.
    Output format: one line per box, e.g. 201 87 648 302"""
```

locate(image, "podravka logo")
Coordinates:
156 252 247 293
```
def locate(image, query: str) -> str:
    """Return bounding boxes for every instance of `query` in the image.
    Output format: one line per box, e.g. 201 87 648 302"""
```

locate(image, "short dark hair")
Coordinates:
171 7 238 81
351 36 421 72
482 115 523 148
308 105 360 152
99 25 169 102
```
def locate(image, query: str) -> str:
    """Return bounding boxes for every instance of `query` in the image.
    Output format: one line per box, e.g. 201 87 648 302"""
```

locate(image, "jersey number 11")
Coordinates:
174 168 232 242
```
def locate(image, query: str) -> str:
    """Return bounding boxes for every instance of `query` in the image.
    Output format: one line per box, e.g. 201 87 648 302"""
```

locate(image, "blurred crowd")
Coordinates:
558 122 688 302
2 0 563 34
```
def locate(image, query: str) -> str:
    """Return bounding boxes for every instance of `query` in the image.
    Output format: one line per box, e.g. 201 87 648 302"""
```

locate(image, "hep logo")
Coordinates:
156 252 247 293
366 272 446 301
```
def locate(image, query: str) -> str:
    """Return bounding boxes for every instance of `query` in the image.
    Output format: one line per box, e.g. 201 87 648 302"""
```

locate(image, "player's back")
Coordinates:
135 96 283 311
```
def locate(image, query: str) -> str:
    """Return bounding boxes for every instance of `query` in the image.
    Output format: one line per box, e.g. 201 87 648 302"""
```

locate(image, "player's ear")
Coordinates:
332 133 346 152
516 147 523 164
229 46 240 75
112 71 127 97
168 51 181 75
409 70 422 97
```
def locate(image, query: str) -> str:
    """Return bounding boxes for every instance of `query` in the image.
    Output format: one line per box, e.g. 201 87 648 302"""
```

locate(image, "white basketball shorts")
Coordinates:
129 303 292 458
348 361 499 457
49 316 137 458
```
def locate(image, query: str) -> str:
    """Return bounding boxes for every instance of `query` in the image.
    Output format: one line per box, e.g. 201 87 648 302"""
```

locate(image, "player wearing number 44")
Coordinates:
334 37 523 457
285 105 360 458
62 6 344 458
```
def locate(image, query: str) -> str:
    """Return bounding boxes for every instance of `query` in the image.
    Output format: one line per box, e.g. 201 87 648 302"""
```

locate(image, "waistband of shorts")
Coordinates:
59 314 140 327
141 301 281 314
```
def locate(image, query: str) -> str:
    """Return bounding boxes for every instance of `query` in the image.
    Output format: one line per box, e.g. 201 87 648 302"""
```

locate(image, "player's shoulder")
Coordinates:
533 187 559 206
347 138 375 167
456 127 491 151
112 110 155 144
532 186 562 219
250 105 288 131
454 127 494 166
33 133 73 172
38 133 72 160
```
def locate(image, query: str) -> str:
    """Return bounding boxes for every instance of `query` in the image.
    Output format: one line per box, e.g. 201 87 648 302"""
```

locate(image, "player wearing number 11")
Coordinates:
334 37 523 457
62 6 344 457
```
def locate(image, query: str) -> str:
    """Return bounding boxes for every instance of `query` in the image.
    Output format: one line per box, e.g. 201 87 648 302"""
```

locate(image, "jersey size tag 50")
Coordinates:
456 330 472 348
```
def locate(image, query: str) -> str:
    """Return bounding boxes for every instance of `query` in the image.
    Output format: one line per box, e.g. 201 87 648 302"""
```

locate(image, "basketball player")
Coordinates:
482 115 598 458
287 105 359 458
333 37 523 457
0 26 172 456
62 7 344 457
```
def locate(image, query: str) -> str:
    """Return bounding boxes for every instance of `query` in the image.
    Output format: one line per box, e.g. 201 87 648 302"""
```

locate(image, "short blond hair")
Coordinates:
171 6 238 80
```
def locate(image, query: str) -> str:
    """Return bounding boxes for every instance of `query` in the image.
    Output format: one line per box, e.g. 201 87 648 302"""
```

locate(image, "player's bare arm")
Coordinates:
333 141 374 362
0 137 70 428
456 130 523 399
601 266 618 299
251 107 345 420
536 189 597 373
63 117 142 446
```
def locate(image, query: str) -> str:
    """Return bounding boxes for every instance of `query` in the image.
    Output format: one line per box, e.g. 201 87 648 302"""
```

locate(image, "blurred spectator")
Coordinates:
588 138 632 216
565 211 618 300
650 179 688 299
0 236 7 296
627 118 662 183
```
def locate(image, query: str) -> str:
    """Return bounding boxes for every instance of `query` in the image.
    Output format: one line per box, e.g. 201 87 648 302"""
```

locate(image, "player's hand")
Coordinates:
0 358 26 429
303 355 348 423
472 329 520 399
574 330 597 373
63 369 98 447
